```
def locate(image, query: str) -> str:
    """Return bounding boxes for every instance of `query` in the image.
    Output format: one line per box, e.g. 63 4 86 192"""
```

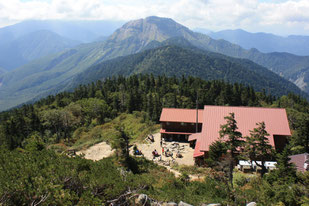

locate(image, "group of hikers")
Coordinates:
152 147 174 159
133 134 183 160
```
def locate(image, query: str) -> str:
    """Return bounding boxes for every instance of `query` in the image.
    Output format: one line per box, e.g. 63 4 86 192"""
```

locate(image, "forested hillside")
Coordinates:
2 74 309 153
0 74 267 150
68 44 306 98
1 42 306 112
0 75 309 205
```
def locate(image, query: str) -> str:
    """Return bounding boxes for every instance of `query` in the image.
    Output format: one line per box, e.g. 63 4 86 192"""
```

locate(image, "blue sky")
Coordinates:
1 0 309 36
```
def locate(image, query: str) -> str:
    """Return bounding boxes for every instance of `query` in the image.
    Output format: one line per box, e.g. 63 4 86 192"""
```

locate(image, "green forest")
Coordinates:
68 45 306 99
0 74 309 205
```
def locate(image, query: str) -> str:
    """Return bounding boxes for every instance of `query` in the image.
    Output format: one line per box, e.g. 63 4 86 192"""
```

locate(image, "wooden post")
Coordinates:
196 91 198 133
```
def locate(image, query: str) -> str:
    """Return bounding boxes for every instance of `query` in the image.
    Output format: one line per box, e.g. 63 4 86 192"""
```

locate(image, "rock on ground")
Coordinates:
178 201 193 206
162 202 178 206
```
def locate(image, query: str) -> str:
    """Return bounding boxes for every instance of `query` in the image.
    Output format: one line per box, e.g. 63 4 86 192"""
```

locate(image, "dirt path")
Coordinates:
133 133 205 180
133 133 195 166
76 133 203 180
76 142 115 161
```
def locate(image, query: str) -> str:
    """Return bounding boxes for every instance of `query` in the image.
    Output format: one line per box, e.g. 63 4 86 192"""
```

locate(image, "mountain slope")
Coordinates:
208 29 309 56
68 45 305 98
13 30 80 61
0 16 196 96
0 30 80 71
103 17 309 93
1 16 309 111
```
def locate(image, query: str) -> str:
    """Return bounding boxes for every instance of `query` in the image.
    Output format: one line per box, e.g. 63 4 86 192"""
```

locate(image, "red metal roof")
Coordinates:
198 105 291 152
159 108 203 123
289 153 309 172
188 132 201 141
193 141 204 157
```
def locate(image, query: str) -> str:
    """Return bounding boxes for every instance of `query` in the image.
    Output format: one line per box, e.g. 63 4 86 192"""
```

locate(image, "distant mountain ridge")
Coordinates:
1 16 309 111
208 29 309 56
0 20 125 44
0 20 125 71
0 30 80 71
67 43 305 99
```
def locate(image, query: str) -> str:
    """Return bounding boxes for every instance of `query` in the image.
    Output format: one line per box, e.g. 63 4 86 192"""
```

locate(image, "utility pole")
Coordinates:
196 91 198 133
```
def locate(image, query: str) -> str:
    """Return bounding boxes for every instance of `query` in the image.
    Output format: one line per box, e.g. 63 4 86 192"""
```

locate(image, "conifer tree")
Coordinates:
295 113 309 153
275 146 297 182
112 126 131 168
245 122 273 177
219 112 243 188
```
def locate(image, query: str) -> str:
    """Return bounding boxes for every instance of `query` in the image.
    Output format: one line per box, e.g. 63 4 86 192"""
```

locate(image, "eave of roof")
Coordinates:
188 132 201 141
193 141 204 158
160 108 203 123
160 129 194 135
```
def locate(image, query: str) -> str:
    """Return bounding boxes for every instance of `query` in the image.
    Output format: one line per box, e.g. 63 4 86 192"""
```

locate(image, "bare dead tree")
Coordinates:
107 185 147 206
31 193 49 206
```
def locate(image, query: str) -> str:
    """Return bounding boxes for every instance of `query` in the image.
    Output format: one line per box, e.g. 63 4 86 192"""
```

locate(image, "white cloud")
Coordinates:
0 0 309 35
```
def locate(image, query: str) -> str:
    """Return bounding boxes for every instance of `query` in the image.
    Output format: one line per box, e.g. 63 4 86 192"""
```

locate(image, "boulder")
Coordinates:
246 202 257 206
162 202 178 206
178 201 193 206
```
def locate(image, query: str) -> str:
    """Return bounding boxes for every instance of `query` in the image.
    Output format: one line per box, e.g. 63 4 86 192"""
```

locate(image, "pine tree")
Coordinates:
276 146 297 182
245 122 273 177
112 127 131 168
295 113 309 153
219 112 243 188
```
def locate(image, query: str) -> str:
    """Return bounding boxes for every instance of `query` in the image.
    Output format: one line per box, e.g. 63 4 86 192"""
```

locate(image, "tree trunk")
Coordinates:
255 160 267 177
229 158 234 188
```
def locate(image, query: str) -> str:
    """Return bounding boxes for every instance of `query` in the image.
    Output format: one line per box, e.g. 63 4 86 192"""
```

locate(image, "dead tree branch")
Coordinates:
31 193 49 206
107 185 147 205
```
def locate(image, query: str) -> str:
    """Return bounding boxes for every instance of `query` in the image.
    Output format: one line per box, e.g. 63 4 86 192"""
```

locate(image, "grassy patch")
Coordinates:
71 112 159 150
171 164 211 176
233 170 258 187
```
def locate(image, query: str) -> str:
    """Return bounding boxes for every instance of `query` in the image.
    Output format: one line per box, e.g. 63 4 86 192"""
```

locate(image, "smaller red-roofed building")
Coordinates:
159 108 203 141
289 153 309 172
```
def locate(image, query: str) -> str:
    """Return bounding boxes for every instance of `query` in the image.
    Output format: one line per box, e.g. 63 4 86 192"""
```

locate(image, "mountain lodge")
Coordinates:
160 105 291 164
160 108 203 142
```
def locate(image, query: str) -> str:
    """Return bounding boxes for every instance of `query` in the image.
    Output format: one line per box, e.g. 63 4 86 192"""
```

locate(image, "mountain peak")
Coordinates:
144 16 175 24
108 16 193 44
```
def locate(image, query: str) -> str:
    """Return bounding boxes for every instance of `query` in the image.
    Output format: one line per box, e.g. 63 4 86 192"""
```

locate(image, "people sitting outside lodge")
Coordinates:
176 151 183 158
134 149 143 156
133 145 143 156
165 148 173 157
152 149 159 159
